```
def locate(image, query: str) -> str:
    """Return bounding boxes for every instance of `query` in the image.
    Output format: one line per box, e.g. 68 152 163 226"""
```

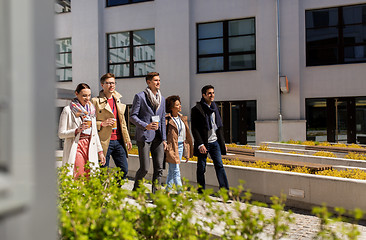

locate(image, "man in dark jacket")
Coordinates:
191 85 229 192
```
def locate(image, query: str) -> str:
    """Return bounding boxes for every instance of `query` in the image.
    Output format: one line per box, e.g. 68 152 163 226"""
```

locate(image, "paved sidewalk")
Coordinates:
121 179 366 239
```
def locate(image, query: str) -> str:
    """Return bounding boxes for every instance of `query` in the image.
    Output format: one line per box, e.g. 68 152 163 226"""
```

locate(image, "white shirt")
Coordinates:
208 112 217 143
172 116 186 143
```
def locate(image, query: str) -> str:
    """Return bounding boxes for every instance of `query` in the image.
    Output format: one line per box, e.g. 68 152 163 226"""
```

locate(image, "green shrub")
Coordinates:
58 165 362 239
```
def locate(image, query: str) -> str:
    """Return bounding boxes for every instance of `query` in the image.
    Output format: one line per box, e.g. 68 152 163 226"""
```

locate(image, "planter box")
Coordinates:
127 155 366 214
255 151 366 169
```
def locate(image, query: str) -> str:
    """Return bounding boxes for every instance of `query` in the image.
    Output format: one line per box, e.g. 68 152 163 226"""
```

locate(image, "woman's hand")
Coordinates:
75 122 89 135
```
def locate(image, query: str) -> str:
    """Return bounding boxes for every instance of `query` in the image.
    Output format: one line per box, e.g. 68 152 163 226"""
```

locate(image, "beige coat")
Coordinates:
58 106 103 175
91 91 131 156
165 113 193 164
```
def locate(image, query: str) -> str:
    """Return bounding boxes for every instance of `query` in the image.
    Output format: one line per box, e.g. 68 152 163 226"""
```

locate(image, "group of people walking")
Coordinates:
58 72 229 193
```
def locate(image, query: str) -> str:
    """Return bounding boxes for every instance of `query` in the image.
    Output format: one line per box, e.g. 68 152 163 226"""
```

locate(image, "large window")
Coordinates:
306 4 366 66
56 38 72 81
106 0 153 7
107 29 155 78
197 18 256 73
55 0 71 13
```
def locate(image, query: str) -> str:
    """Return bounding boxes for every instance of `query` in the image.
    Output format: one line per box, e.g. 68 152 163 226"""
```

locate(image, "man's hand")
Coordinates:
199 145 207 154
126 141 132 151
101 118 115 127
146 122 159 130
99 152 106 166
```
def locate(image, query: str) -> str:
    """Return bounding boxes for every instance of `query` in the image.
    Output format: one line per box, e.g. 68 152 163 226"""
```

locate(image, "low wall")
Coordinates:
127 155 366 213
261 142 307 150
255 151 366 169
255 120 306 145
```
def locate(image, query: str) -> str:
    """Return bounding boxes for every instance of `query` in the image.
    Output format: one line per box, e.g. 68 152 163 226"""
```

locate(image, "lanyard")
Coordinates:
111 98 115 114
172 117 182 136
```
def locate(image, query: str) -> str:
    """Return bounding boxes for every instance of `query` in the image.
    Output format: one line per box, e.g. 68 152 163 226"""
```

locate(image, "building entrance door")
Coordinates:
326 98 356 143
307 97 366 144
216 100 256 145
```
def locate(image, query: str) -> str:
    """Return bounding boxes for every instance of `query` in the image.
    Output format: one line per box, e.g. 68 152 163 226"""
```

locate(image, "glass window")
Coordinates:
55 0 71 13
198 57 224 72
197 18 256 73
356 97 366 144
107 29 155 78
229 54 255 70
344 46 366 63
306 4 366 66
198 22 223 39
343 5 366 25
198 39 223 55
133 29 155 45
229 18 255 36
229 35 255 52
107 0 153 7
55 38 72 81
133 45 155 61
108 33 129 48
306 99 327 142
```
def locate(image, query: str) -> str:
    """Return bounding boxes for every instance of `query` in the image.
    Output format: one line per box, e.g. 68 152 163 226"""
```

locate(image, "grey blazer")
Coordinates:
130 91 166 142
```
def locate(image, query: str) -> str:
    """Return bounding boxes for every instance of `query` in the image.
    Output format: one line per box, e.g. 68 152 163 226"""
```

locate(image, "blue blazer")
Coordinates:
130 91 166 142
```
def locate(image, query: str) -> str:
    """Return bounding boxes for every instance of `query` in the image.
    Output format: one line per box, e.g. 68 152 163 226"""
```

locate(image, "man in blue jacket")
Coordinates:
130 72 166 193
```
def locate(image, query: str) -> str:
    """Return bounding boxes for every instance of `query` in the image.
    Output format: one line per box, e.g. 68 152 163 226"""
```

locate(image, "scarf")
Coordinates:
70 98 95 120
144 87 162 111
200 97 223 130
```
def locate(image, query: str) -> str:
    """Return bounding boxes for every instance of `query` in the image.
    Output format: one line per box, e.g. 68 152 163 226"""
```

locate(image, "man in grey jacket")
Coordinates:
130 72 166 193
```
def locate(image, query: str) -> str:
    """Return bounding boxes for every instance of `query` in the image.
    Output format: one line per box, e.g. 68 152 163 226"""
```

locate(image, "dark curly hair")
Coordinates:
165 95 181 114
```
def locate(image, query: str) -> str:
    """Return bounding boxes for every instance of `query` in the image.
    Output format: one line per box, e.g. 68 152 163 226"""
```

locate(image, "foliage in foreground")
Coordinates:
58 166 363 239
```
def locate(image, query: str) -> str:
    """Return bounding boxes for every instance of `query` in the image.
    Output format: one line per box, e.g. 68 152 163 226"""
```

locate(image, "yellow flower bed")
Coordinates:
288 151 305 155
226 143 253 149
316 168 366 180
312 151 337 158
301 141 316 146
345 152 366 160
285 139 365 149
258 144 283 153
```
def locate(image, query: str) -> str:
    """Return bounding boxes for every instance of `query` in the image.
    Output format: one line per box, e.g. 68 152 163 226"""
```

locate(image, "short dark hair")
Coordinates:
201 85 214 95
100 73 115 84
75 83 91 94
165 95 181 114
146 72 159 81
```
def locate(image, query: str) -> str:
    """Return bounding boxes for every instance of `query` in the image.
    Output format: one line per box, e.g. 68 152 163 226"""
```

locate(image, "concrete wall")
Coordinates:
256 120 307 144
127 154 366 213
54 0 366 143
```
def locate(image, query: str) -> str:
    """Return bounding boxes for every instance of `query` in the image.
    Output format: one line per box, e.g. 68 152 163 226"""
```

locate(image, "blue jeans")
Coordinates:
166 142 183 192
197 140 229 192
102 139 128 179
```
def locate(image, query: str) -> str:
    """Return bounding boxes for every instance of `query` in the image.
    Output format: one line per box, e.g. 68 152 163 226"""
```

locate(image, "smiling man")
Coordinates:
130 72 167 193
191 85 229 193
92 73 132 180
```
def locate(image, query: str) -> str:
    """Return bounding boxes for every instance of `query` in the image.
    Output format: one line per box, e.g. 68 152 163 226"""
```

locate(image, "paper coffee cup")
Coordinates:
84 119 92 128
112 118 117 130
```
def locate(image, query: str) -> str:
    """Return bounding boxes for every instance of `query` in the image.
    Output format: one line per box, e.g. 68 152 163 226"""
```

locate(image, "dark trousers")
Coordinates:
102 139 128 179
197 140 229 192
133 136 164 193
